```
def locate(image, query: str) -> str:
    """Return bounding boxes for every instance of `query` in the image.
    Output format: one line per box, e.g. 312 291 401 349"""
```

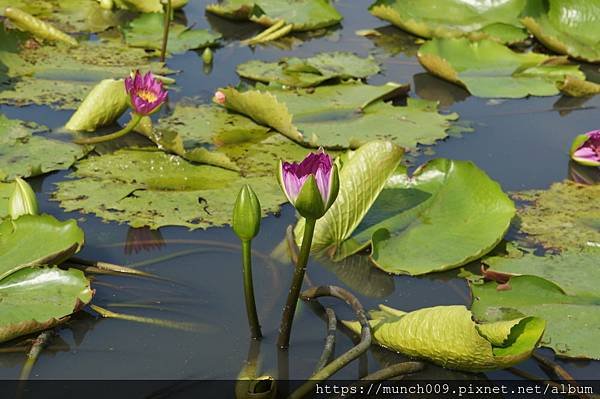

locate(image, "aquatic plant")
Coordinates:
8 177 38 219
233 185 263 339
74 71 167 144
277 149 339 348
570 130 600 167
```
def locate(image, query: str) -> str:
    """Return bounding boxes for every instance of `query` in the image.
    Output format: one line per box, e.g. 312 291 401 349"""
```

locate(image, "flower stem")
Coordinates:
242 239 262 339
160 0 172 62
73 114 142 144
277 217 317 349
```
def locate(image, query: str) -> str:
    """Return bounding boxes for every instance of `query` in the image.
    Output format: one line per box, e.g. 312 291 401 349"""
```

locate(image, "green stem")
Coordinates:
242 239 262 339
277 217 317 349
160 0 172 62
73 114 142 144
19 330 54 381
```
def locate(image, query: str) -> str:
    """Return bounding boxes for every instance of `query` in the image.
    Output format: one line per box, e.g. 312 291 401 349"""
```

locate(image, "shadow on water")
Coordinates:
0 0 598 388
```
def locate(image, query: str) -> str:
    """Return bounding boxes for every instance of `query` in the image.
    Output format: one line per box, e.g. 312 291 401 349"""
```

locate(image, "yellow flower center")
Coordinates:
137 90 158 102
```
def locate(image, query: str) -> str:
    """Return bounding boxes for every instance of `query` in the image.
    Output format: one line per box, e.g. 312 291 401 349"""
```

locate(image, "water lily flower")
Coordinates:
125 70 168 116
570 130 600 167
278 149 339 220
214 90 226 105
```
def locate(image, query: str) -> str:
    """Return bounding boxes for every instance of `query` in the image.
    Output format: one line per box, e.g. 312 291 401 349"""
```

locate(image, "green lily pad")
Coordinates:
0 267 93 343
0 182 13 218
0 214 84 280
417 37 600 98
124 13 221 54
316 158 515 275
0 29 169 109
343 304 545 371
0 114 89 181
112 0 188 13
220 82 458 149
0 0 124 33
53 148 285 229
513 181 600 250
236 52 380 88
206 0 342 31
369 0 529 44
471 250 600 359
522 0 600 63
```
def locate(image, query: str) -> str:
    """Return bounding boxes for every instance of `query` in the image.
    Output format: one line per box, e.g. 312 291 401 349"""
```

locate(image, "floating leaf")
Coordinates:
471 250 600 359
0 30 169 109
326 159 515 275
369 0 529 44
0 214 84 280
112 0 188 13
0 182 13 218
513 181 600 250
0 267 93 343
124 13 221 54
0 114 89 181
343 304 545 371
417 37 600 98
220 82 458 149
206 0 342 31
236 52 380 87
53 148 285 229
522 0 600 63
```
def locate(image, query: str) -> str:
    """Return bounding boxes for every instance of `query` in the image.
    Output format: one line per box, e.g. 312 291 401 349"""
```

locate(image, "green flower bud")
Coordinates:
232 184 261 241
8 177 39 219
202 47 213 65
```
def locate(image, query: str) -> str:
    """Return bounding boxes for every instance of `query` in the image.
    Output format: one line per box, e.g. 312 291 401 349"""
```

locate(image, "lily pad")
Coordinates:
206 0 342 31
0 114 89 181
316 158 515 275
513 181 600 250
236 52 380 87
417 37 600 98
0 267 93 343
53 148 285 229
112 0 188 13
0 182 13 218
220 82 458 149
522 0 600 63
369 0 529 44
0 30 169 109
343 304 545 371
0 214 85 280
471 250 600 359
124 13 221 54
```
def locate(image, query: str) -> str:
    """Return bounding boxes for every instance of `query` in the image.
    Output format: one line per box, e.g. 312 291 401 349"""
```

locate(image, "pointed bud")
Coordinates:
232 184 261 241
202 47 213 65
8 177 39 219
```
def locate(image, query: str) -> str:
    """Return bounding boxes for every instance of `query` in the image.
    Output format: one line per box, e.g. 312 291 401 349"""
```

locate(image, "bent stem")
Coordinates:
73 114 142 144
277 217 317 349
160 0 172 62
19 330 54 381
242 239 262 339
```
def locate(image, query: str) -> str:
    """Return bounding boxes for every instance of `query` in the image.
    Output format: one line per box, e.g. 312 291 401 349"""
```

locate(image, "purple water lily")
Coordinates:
571 130 600 167
125 70 168 116
278 149 339 220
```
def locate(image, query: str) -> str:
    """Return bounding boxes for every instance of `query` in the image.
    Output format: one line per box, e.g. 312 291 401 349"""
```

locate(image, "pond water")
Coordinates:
1 0 599 390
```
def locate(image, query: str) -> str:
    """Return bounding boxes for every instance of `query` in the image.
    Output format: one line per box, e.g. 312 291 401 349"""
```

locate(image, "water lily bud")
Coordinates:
278 149 339 220
214 90 226 105
8 177 38 219
232 184 261 241
570 130 600 167
202 47 213 64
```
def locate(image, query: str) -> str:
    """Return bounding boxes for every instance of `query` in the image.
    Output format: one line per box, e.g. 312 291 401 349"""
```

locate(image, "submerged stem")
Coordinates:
160 0 172 62
19 330 54 381
242 240 262 339
314 307 336 373
73 114 142 144
277 217 317 349
288 285 372 399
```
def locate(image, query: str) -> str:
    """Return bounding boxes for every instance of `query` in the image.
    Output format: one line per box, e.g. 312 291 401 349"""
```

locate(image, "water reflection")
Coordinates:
413 72 470 108
124 227 166 255
568 160 600 185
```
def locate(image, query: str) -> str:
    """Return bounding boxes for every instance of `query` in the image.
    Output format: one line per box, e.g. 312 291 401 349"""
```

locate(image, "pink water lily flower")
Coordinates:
570 130 600 167
125 70 168 116
278 149 339 219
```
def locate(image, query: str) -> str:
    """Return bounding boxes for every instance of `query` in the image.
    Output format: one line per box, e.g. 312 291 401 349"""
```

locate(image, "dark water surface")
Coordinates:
1 0 599 385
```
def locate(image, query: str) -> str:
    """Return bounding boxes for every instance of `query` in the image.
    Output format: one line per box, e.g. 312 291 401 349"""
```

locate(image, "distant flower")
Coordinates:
125 70 167 116
214 90 226 105
570 130 600 167
278 149 339 219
